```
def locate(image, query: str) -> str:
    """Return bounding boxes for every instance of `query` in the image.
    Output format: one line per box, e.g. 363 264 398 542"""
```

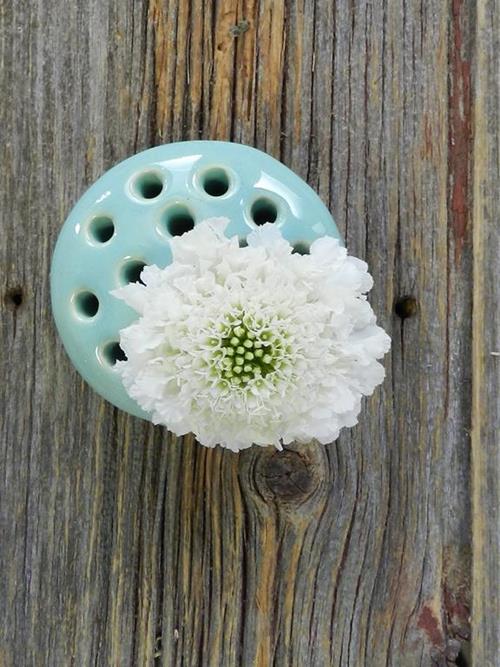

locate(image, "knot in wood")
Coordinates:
257 450 316 502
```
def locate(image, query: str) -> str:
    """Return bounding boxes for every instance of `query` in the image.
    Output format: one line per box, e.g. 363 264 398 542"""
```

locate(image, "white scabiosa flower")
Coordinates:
111 217 390 451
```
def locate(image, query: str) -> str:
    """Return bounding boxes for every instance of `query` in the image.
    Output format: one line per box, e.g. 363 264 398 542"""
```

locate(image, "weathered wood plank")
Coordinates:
471 1 500 665
0 1 495 665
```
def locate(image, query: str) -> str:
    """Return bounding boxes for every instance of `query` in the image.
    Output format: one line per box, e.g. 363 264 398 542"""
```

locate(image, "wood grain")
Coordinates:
0 1 497 665
471 1 500 665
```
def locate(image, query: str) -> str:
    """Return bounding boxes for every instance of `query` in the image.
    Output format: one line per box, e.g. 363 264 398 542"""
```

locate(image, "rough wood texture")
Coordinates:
471 1 500 666
0 1 497 665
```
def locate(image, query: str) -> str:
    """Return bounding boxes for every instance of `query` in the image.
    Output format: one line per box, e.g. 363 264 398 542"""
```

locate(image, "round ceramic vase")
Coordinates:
51 141 342 419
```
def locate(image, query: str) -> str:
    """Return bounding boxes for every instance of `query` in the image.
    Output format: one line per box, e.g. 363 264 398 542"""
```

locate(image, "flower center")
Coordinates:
207 310 292 389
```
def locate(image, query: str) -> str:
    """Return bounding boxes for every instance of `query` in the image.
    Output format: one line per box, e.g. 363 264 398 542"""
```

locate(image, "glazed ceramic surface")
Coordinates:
51 141 342 418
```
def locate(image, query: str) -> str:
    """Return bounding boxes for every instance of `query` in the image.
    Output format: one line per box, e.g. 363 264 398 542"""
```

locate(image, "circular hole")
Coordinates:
133 171 164 200
88 215 114 244
201 167 230 197
74 291 99 318
251 198 278 225
292 241 310 255
102 341 127 366
394 295 418 319
5 286 24 309
163 204 195 237
238 237 248 248
120 259 146 285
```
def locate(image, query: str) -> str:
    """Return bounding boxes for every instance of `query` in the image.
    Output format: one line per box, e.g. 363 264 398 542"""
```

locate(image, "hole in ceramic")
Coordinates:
74 291 99 318
163 204 195 236
119 259 146 285
132 171 164 200
88 215 115 244
251 198 278 225
101 341 127 366
238 237 248 248
292 241 310 255
201 167 230 196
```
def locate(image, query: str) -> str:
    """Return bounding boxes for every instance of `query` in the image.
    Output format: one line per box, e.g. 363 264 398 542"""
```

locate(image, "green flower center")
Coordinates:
207 312 292 389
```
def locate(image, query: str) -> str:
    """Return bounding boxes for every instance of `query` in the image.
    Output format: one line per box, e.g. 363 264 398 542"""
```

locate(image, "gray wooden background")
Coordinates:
1 1 499 665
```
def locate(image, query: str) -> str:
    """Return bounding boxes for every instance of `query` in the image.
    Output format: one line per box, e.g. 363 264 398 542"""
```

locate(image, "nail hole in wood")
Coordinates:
5 287 24 309
394 295 418 319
